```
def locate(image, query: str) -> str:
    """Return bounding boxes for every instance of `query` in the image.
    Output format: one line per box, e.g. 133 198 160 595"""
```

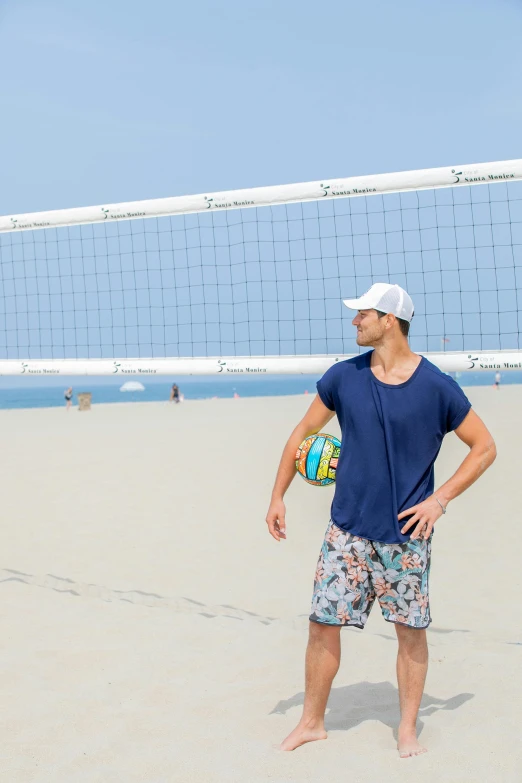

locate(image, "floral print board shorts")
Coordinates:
310 520 432 630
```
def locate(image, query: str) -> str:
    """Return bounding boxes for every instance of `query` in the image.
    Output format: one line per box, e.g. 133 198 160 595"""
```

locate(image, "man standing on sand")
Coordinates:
265 283 496 758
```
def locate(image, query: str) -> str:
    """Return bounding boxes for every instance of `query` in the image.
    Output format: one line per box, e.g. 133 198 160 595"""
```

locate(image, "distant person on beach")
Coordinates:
170 383 180 403
494 371 501 390
266 283 496 758
64 387 73 411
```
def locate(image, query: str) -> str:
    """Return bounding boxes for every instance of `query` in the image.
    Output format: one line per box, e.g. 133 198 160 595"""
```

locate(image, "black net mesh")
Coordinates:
0 180 521 360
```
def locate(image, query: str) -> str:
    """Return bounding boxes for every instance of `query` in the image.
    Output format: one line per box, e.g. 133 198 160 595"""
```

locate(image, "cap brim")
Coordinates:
342 296 375 310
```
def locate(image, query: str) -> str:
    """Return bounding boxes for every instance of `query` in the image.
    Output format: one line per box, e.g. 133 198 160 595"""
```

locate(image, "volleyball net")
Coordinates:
1 159 521 376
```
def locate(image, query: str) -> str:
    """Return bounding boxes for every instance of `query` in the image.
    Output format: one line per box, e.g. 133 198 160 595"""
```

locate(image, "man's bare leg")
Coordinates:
280 622 340 751
395 624 429 758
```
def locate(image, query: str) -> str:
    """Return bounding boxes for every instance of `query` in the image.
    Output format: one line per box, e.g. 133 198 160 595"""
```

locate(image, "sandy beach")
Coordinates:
0 386 520 782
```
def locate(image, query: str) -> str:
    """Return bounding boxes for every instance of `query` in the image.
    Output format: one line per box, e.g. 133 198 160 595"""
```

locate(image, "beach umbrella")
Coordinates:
120 381 145 392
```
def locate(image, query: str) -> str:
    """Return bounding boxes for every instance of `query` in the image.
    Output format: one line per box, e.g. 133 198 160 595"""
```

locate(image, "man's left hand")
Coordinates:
398 495 444 540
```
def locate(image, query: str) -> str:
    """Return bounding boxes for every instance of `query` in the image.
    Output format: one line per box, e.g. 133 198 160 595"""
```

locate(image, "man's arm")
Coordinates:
435 409 497 507
266 395 336 542
399 409 497 539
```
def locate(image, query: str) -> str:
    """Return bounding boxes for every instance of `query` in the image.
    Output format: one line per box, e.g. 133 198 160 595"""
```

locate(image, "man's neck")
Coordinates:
370 342 420 375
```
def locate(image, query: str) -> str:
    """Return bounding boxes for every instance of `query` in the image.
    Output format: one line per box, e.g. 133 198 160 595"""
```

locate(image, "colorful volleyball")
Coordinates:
295 433 341 486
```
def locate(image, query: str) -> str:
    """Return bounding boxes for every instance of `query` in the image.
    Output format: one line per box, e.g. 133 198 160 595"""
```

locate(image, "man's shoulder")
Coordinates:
317 353 368 398
326 353 368 374
420 356 469 398
420 356 455 383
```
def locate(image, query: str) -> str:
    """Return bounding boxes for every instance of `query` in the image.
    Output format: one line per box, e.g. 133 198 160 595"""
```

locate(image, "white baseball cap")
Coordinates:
343 283 415 323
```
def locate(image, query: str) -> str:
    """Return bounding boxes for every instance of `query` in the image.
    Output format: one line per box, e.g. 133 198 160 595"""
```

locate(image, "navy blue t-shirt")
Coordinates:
316 351 471 544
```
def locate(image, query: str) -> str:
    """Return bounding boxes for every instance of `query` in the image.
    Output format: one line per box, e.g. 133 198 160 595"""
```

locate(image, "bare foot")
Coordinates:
280 721 327 751
397 727 427 758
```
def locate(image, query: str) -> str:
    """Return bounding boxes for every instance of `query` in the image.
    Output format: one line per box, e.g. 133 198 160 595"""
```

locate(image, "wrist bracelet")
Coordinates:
434 495 446 514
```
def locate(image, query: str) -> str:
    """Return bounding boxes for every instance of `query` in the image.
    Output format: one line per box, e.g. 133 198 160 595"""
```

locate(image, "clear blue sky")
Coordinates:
0 0 520 368
1 0 521 214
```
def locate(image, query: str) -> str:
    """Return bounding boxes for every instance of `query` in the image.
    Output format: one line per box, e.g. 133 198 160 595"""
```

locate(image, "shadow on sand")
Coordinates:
271 680 474 739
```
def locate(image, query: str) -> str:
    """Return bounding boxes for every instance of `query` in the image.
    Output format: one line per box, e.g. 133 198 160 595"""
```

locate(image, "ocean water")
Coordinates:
0 370 520 411
0 376 320 410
